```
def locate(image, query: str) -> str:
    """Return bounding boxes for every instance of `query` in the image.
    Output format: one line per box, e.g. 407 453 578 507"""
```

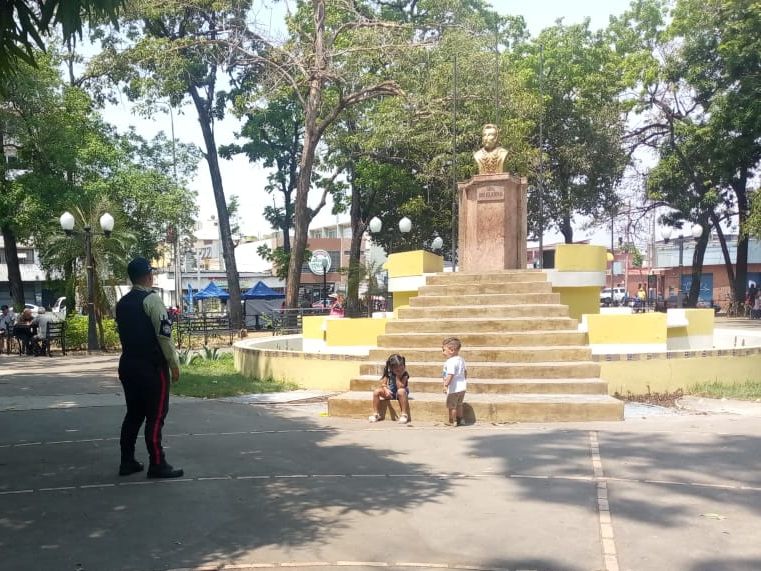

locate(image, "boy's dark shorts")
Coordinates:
446 391 465 408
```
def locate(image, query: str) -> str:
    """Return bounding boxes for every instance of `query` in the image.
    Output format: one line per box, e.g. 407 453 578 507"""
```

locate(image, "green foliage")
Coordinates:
200 345 222 361
65 315 120 351
0 0 123 75
615 0 761 302
178 348 200 366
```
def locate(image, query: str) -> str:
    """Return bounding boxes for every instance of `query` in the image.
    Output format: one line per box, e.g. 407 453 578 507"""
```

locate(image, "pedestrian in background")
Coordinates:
115 257 183 479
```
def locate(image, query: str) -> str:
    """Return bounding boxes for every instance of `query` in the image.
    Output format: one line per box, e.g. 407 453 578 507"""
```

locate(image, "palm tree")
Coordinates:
41 198 135 348
342 258 386 317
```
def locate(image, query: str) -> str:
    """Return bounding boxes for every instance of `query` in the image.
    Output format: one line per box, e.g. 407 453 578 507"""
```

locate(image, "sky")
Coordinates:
101 0 635 244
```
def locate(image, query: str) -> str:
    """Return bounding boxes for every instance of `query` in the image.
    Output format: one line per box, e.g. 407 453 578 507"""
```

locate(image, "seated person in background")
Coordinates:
32 308 58 352
0 305 15 353
753 296 761 320
14 308 35 355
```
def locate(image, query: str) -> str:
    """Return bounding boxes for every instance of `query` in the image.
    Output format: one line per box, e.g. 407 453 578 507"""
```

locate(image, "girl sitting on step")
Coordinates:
369 353 410 424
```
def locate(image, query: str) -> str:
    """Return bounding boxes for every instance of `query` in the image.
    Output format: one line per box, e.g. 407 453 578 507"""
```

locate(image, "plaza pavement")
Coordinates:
1 353 761 571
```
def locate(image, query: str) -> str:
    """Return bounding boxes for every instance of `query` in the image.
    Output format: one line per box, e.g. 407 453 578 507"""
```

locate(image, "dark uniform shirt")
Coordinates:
116 285 179 371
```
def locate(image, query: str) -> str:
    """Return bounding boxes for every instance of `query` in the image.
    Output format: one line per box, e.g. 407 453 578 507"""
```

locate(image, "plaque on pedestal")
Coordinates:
457 173 528 272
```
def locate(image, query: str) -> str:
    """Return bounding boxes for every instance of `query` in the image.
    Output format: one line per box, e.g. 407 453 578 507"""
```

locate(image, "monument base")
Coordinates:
458 173 528 272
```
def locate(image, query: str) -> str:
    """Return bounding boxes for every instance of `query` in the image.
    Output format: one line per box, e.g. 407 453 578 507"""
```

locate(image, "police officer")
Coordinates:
116 257 183 478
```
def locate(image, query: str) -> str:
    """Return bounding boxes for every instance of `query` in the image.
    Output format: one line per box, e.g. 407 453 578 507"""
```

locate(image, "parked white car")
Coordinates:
600 287 627 305
52 297 67 319
24 303 41 316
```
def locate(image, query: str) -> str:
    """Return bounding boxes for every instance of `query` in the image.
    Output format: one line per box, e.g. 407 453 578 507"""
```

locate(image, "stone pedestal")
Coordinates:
458 173 528 272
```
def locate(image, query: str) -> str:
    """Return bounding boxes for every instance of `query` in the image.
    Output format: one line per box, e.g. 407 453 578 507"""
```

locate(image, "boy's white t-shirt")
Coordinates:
444 355 467 393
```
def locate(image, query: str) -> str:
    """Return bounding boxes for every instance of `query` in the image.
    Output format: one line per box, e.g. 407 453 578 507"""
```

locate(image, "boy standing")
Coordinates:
442 337 467 426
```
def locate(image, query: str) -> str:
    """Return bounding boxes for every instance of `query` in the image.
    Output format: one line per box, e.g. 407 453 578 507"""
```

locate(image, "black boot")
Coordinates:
147 462 184 479
119 459 144 476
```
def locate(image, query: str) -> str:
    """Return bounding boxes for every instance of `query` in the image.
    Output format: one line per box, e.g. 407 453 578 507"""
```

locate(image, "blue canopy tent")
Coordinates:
195 281 230 300
184 281 229 315
242 281 285 329
242 281 285 300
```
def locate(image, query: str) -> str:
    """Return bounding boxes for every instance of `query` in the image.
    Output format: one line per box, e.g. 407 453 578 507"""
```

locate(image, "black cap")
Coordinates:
127 257 154 282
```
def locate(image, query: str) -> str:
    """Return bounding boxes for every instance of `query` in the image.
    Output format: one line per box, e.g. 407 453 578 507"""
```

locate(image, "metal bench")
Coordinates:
41 321 67 356
176 314 232 348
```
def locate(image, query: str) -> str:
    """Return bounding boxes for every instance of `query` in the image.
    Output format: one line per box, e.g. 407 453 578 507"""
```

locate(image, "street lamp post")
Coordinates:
367 216 413 314
60 211 114 353
321 258 329 308
661 224 703 308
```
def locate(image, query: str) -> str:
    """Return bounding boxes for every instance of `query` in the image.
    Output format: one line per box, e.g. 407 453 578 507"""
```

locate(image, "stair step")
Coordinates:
410 293 562 307
327 391 624 423
377 331 588 348
398 304 570 319
425 272 548 285
350 375 609 395
418 282 553 296
359 361 600 379
385 317 578 334
368 346 592 363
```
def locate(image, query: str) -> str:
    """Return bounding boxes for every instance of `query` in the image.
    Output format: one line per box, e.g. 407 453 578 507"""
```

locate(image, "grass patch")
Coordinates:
688 380 761 401
172 353 298 398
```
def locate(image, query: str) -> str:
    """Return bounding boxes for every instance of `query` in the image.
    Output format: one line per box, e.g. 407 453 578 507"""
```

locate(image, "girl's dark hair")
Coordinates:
381 353 406 380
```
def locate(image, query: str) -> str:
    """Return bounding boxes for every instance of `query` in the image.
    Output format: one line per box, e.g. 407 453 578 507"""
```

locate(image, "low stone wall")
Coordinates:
598 345 761 395
234 335 366 392
236 334 761 397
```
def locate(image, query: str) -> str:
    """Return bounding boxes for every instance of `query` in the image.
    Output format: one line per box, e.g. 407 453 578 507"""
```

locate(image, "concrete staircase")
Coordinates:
327 270 624 423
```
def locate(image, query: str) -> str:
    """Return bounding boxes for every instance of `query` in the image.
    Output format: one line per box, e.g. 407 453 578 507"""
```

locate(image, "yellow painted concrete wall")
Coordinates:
385 250 444 278
235 347 363 391
555 244 607 272
302 316 326 340
587 313 667 345
556 287 599 321
602 353 761 395
668 309 714 339
393 291 415 310
326 318 387 346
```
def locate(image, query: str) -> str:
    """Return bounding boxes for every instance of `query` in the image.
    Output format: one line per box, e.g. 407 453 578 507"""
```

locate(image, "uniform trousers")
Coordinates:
119 359 170 467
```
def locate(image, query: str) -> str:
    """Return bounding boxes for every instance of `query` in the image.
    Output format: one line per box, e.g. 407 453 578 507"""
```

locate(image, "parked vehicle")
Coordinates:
52 297 67 319
600 287 627 305
24 303 41 316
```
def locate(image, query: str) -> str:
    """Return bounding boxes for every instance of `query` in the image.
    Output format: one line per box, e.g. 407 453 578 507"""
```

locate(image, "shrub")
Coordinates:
64 315 121 351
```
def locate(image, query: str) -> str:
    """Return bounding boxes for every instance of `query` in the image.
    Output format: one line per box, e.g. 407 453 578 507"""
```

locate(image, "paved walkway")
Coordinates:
1 354 761 571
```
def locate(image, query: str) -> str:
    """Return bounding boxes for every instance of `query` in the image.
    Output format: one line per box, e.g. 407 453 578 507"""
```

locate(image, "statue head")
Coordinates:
481 124 500 151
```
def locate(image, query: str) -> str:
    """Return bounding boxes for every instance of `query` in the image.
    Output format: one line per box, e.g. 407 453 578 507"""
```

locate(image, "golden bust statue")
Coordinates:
473 124 508 174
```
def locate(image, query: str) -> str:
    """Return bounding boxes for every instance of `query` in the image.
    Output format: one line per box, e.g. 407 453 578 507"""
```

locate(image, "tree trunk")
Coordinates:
732 169 749 303
710 211 735 303
189 87 243 329
2 224 25 310
285 0 325 309
560 213 573 244
346 163 364 316
686 219 710 307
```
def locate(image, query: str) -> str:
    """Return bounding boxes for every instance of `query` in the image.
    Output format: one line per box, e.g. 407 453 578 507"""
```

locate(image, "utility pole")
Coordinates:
537 44 545 269
451 54 458 270
168 105 182 310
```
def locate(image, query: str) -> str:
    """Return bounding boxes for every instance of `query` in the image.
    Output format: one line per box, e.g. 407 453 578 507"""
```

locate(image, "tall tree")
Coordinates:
612 0 761 303
669 0 761 302
93 0 253 327
0 50 77 309
229 0 407 308
514 20 628 244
